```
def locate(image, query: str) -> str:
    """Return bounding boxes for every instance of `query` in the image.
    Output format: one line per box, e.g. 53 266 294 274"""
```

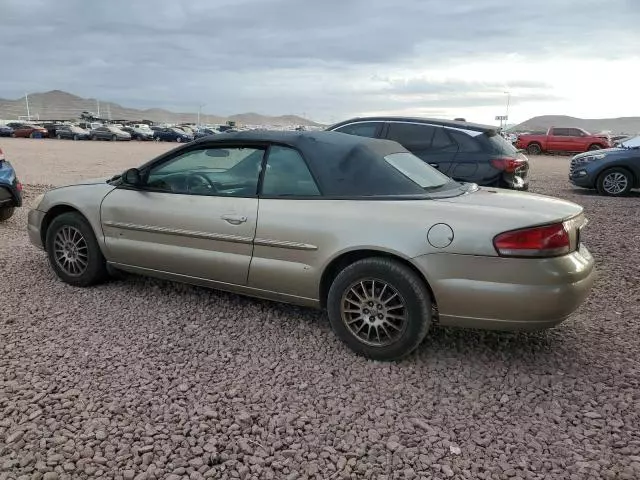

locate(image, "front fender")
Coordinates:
35 183 117 251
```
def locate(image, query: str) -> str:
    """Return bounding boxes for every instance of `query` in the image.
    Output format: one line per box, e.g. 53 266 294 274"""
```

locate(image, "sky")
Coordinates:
1 0 639 125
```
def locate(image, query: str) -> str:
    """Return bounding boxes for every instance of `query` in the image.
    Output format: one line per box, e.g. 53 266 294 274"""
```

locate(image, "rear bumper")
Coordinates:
0 185 22 208
411 246 595 330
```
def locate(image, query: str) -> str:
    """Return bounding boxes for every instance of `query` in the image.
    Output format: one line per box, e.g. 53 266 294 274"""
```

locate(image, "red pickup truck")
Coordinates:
516 127 611 155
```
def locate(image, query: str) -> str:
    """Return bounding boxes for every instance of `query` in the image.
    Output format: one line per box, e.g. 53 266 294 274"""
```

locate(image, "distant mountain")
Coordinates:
0 90 320 127
511 115 640 135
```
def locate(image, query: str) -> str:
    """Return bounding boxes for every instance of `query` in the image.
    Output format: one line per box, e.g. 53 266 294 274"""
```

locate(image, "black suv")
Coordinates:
327 117 529 189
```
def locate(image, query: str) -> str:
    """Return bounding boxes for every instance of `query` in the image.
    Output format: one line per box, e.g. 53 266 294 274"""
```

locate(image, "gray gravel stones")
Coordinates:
1 149 640 479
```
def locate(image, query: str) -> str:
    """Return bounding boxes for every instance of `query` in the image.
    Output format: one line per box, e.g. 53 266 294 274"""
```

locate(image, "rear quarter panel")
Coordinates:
248 195 563 301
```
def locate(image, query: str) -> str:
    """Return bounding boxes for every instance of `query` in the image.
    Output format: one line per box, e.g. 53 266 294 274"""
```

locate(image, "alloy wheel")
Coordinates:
53 226 89 276
602 172 628 195
340 279 408 346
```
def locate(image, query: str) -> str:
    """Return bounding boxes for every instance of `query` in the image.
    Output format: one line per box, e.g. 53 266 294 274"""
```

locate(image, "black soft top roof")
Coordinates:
194 130 431 197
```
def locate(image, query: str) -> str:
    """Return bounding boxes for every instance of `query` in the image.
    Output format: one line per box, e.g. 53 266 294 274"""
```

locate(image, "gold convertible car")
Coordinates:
27 131 595 360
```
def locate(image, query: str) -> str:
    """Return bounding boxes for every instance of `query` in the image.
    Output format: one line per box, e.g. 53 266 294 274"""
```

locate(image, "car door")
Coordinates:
248 145 324 301
100 144 265 285
384 122 456 174
547 128 570 151
445 128 485 182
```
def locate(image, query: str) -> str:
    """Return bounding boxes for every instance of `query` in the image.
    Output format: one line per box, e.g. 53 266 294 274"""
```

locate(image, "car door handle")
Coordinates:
429 163 440 168
221 214 247 225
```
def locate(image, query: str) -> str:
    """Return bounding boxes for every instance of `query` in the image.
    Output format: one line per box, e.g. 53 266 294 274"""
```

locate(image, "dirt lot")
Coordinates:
1 137 639 480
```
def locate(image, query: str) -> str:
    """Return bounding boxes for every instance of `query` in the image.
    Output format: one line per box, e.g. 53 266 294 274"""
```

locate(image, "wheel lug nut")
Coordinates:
378 314 383 319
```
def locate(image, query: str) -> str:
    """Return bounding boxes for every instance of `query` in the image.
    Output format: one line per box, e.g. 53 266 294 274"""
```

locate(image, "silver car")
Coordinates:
27 131 595 360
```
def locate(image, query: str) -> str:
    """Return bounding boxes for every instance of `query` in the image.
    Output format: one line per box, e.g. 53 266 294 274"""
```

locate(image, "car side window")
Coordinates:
145 146 265 197
386 123 436 151
334 122 380 138
430 127 459 152
261 146 320 197
446 129 482 153
552 128 571 136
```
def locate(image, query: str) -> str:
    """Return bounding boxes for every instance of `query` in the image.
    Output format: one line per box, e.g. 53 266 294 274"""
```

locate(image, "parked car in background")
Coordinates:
91 126 131 141
42 122 67 139
0 147 22 221
178 125 195 136
55 125 91 140
0 125 14 137
132 124 155 136
516 127 611 155
193 128 219 139
79 121 103 131
26 131 595 360
153 127 193 143
12 124 48 138
569 135 640 196
327 116 529 190
122 126 154 141
6 122 24 129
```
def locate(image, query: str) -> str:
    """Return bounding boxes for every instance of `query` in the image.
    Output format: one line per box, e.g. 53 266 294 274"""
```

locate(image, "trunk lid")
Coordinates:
437 187 583 225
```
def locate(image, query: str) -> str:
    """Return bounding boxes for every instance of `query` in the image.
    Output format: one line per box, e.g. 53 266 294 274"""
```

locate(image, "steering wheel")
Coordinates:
186 173 219 193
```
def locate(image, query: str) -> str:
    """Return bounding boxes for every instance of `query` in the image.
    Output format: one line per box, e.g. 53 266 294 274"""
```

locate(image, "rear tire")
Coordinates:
176 137 182 143
588 144 603 151
597 167 633 197
527 143 542 155
92 135 97 141
73 134 78 141
45 212 108 287
111 135 117 141
57 134 62 140
0 207 15 222
327 257 432 361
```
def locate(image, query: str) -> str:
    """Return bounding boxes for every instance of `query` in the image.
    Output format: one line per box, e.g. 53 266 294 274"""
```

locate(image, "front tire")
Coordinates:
57 134 62 140
0 207 15 222
73 134 78 141
597 168 633 197
45 212 108 287
176 137 182 143
588 144 603 151
527 143 542 155
327 258 432 361
111 135 117 141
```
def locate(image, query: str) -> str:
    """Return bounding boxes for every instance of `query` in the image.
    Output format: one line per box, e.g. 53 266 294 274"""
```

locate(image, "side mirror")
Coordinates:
122 168 143 187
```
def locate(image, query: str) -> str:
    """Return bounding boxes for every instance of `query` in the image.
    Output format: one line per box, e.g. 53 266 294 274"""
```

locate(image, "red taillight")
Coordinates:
16 182 23 192
494 223 570 257
491 157 527 173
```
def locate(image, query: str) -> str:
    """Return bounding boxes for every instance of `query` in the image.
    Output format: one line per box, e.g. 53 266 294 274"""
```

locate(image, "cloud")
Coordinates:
0 0 638 122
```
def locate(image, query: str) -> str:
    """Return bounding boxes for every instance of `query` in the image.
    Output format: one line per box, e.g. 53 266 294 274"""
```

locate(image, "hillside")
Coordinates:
0 90 320 127
511 115 640 134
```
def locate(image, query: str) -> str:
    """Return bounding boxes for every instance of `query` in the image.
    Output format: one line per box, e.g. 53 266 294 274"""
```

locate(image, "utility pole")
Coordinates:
97 99 100 118
25 93 31 120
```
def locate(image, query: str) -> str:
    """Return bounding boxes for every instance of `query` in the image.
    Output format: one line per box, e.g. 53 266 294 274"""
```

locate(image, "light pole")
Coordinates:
25 93 31 120
504 91 511 128
197 103 206 127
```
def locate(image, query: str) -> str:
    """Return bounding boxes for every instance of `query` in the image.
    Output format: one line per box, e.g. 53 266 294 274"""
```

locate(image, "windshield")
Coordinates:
383 152 454 190
621 136 640 148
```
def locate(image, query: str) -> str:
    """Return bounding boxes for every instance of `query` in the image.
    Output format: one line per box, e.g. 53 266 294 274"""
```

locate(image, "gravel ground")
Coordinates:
1 138 639 480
